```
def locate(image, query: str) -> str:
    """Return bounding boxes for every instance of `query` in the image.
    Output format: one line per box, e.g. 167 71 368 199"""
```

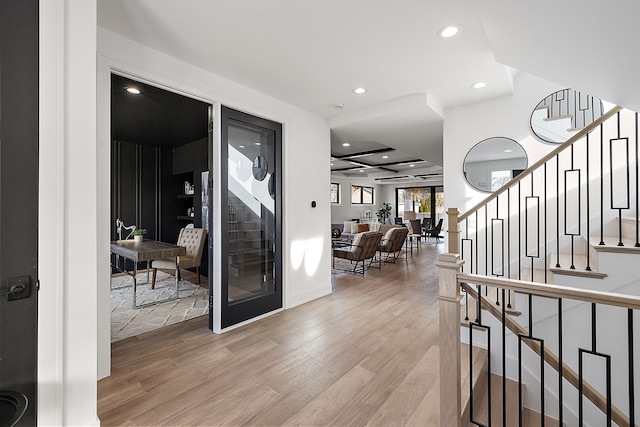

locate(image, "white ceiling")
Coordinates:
97 0 640 185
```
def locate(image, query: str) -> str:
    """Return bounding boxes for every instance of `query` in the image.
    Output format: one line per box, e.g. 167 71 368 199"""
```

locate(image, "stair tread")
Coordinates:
590 236 640 253
471 373 564 426
549 253 606 278
543 114 572 122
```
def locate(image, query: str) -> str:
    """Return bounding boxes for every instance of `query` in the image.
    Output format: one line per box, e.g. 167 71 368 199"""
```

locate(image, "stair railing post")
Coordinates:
437 252 464 426
447 207 460 254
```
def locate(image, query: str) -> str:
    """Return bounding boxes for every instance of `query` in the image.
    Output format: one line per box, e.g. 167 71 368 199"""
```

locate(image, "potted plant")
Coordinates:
376 202 392 223
132 228 146 243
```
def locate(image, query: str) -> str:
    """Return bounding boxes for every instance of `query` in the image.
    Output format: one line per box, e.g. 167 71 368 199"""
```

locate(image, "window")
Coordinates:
330 183 340 204
351 185 374 204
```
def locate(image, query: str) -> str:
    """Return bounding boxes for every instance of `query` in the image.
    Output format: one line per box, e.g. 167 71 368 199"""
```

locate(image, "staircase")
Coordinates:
227 194 273 278
440 102 640 426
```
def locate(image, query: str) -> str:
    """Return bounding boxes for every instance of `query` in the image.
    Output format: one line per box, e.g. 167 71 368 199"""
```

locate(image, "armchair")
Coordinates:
424 218 443 242
150 227 208 287
332 231 383 275
377 226 409 263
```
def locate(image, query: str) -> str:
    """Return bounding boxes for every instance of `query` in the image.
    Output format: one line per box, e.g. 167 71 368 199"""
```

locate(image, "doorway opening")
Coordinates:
109 73 212 341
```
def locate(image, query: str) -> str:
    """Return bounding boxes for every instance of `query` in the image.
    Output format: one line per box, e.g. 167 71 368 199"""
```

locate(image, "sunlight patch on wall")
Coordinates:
290 237 325 276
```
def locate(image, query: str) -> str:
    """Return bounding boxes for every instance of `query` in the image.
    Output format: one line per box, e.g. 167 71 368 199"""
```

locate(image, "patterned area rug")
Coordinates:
110 271 208 342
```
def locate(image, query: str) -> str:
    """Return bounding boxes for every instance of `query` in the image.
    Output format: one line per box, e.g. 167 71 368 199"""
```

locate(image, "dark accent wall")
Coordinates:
173 137 209 276
111 138 209 277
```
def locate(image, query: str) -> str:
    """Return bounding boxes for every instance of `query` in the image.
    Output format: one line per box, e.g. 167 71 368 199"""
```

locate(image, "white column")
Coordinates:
39 0 99 425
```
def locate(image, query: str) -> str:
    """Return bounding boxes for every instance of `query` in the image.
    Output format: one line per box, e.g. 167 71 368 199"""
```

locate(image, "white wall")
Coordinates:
39 0 99 425
443 72 564 250
96 27 332 367
330 176 384 223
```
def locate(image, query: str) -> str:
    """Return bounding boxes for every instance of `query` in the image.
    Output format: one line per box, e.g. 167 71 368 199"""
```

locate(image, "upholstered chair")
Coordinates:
332 231 383 275
377 226 409 263
150 227 208 288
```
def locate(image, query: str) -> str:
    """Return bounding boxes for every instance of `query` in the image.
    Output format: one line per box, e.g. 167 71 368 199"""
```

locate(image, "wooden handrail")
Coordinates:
461 282 630 427
458 272 640 310
458 105 623 223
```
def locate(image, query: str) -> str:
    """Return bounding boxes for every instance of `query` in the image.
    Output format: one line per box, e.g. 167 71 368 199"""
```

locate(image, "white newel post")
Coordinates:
437 252 464 426
446 207 460 254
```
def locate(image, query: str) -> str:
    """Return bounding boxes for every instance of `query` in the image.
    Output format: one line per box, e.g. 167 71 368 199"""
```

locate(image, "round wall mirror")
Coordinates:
252 155 268 181
463 137 527 193
530 88 604 144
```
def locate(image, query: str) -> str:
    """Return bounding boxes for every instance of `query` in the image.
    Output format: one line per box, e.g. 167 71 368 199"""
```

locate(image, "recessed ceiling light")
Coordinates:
409 164 415 167
330 163 334 166
353 87 366 94
239 145 245 148
359 169 364 172
472 81 487 89
255 142 261 146
439 25 461 38
343 143 350 147
504 149 513 153
125 87 141 95
382 155 389 159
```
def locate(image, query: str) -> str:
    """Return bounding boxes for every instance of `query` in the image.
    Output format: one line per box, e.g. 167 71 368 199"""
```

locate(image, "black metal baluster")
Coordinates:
507 188 512 308
519 182 522 280
495 198 500 306
556 154 561 267
600 123 605 245
476 211 479 275
586 133 592 270
464 220 470 321
610 111 630 247
531 174 534 282
570 145 576 270
544 163 548 282
486 205 488 299
558 298 564 426
636 111 639 247
629 309 635 426
501 288 506 427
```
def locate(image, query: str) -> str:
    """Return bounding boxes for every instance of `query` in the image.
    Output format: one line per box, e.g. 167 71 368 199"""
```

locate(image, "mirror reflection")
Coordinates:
252 155 268 181
463 137 527 193
530 88 604 144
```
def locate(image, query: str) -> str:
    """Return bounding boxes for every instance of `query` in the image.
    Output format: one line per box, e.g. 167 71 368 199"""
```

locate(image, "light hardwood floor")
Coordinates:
98 241 446 426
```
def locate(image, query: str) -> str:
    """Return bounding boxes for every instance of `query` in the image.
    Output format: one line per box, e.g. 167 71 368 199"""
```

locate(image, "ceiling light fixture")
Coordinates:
342 143 350 147
254 142 261 146
504 149 513 153
382 155 389 159
125 87 141 95
239 145 245 148
353 87 366 94
472 81 487 89
409 164 415 167
360 169 364 172
439 25 461 38
333 103 344 110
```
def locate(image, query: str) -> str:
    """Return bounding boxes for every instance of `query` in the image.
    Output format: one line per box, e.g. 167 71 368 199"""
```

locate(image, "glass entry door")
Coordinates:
220 106 282 328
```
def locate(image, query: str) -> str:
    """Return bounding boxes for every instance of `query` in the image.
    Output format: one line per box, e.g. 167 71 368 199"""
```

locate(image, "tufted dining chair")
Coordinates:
150 227 208 288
